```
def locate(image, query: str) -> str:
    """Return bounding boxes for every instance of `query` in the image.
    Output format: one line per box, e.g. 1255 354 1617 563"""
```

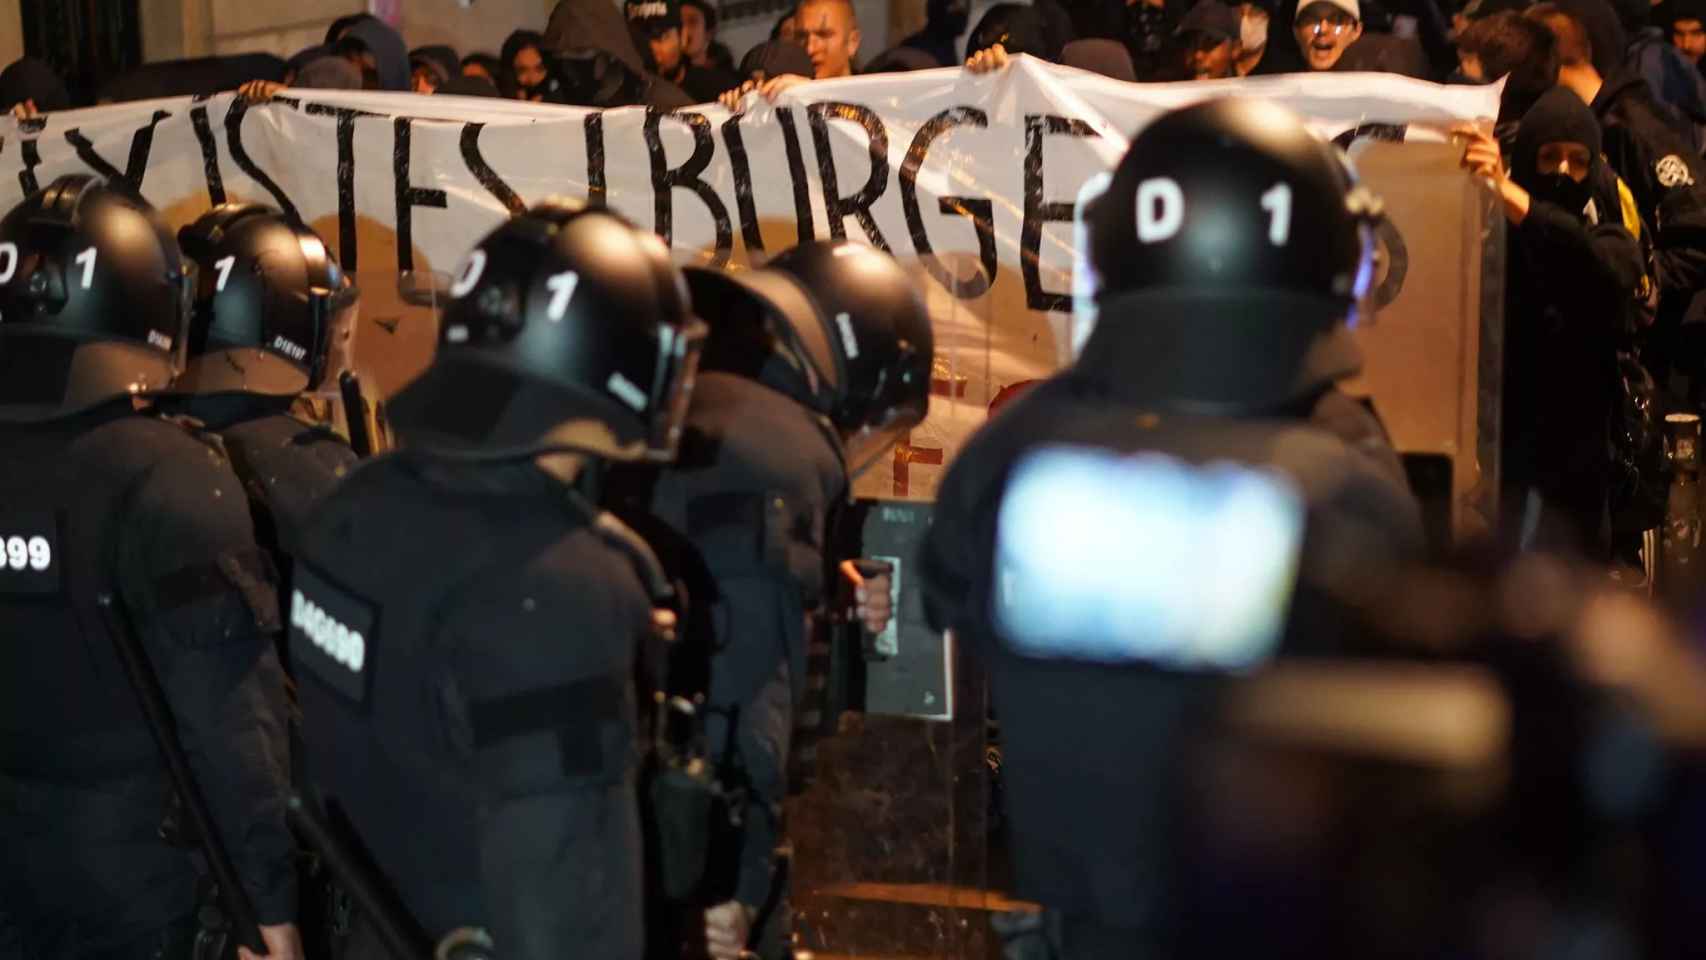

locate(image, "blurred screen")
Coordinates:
993 446 1304 670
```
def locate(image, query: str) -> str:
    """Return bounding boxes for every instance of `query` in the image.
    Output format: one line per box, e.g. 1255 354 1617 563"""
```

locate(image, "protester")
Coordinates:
1608 0 1706 148
438 74 501 97
337 15 410 90
409 45 460 93
720 0 860 106
900 0 973 68
1128 0 1183 78
502 28 552 100
1668 0 1706 65
737 37 815 81
1531 0 1706 401
0 57 70 119
1460 87 1647 550
1295 0 1364 69
1457 10 1561 125
625 0 740 102
772 9 803 45
863 45 945 70
681 0 735 71
461 51 502 84
1176 1 1245 78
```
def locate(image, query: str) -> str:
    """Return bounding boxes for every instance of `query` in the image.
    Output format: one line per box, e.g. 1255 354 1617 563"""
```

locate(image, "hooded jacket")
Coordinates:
1590 70 1706 320
0 58 70 112
1502 87 1646 546
344 17 410 91
900 0 971 67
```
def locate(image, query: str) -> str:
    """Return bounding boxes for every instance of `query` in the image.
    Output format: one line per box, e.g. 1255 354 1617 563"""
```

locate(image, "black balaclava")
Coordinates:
1513 86 1604 217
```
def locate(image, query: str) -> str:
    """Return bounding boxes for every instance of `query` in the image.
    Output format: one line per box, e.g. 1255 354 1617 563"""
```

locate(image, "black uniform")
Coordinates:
0 404 296 955
921 379 1423 955
922 98 1423 959
163 397 358 557
619 371 846 913
289 454 655 957
287 200 705 959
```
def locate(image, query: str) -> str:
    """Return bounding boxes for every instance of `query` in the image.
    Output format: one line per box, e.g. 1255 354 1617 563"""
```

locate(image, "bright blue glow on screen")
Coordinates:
993 446 1305 670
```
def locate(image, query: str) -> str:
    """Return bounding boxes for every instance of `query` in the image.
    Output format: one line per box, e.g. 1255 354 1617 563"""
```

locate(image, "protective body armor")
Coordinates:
218 411 357 558
616 371 847 910
289 452 656 958
0 405 285 952
921 372 1424 942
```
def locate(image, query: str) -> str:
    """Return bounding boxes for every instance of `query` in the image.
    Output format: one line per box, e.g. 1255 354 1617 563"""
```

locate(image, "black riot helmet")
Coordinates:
0 174 193 422
388 201 706 463
762 240 934 474
1081 97 1382 413
174 204 356 397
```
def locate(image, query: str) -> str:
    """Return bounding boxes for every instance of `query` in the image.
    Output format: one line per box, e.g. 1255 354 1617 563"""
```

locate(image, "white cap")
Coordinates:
1298 0 1359 19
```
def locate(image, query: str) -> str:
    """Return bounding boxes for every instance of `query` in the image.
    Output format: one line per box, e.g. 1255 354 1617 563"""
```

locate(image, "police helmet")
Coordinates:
1081 97 1381 412
174 204 356 397
762 240 934 473
388 201 705 462
0 174 193 422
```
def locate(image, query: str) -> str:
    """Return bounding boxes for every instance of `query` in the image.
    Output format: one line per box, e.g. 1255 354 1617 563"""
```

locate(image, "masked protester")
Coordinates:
1174 0 1244 78
1461 87 1650 553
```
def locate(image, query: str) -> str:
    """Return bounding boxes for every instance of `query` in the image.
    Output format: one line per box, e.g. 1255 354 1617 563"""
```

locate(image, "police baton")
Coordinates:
284 792 437 960
96 592 268 955
339 370 378 459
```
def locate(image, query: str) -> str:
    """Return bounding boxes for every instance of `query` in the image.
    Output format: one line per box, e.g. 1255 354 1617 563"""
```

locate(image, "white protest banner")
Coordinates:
0 59 1500 499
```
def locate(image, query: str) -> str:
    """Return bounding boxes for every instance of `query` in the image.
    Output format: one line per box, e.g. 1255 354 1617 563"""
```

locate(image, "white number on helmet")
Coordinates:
1261 182 1293 247
450 249 487 298
1135 177 1184 244
545 270 580 322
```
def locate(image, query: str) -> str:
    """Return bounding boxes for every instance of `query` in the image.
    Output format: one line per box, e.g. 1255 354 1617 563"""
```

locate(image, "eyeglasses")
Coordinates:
1300 17 1356 35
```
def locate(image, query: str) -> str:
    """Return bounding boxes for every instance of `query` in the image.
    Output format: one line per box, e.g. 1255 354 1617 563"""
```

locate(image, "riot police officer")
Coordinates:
919 99 1424 958
614 239 932 959
167 203 361 563
287 201 704 959
0 175 301 956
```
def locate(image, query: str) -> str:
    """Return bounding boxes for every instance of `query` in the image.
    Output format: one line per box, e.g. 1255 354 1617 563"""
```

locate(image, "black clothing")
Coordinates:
0 403 296 954
0 57 70 112
1500 171 1645 549
290 453 656 958
679 61 742 103
1593 73 1706 315
614 372 847 910
919 371 1421 950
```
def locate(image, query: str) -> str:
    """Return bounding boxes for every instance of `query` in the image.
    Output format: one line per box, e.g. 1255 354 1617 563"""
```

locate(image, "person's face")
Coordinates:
1295 4 1362 69
343 50 380 89
650 27 685 77
1537 140 1593 181
411 66 439 93
1187 34 1238 77
681 6 712 62
799 2 860 78
1673 17 1706 63
463 61 495 84
1238 4 1271 49
1458 50 1485 80
512 46 547 99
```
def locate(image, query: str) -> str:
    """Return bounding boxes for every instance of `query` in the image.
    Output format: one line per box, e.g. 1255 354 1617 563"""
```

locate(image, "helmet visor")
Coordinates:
647 317 707 461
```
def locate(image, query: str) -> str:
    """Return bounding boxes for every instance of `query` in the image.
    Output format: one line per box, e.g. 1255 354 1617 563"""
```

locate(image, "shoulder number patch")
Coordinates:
288 564 377 705
1656 154 1695 188
0 510 63 597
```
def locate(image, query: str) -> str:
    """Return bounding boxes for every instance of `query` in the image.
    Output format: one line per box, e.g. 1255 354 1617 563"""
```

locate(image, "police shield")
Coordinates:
1338 139 1505 549
787 253 1002 959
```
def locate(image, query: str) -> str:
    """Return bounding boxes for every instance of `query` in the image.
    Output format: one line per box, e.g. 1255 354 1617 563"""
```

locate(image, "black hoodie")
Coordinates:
1502 87 1646 548
1590 70 1706 320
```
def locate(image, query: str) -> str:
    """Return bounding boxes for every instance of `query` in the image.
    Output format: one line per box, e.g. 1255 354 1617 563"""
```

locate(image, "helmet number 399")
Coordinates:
1134 178 1293 247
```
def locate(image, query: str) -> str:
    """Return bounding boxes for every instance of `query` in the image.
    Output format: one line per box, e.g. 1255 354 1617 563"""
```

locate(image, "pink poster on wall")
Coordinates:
367 0 403 25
